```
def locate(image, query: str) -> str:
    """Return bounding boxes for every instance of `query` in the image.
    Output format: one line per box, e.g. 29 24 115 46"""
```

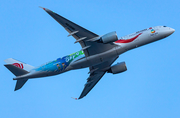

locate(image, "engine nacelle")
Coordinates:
107 62 127 74
99 31 118 44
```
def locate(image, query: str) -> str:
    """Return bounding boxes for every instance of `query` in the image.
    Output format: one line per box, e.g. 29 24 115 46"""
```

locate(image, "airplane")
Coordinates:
4 7 175 99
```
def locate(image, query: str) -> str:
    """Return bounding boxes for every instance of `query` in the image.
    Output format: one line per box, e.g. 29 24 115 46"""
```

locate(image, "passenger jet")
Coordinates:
4 7 175 99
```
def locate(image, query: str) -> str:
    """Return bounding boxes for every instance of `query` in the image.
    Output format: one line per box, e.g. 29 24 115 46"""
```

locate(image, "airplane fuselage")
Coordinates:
14 26 175 80
4 7 175 99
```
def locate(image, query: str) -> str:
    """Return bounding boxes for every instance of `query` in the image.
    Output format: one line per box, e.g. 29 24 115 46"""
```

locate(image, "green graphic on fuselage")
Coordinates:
65 50 84 62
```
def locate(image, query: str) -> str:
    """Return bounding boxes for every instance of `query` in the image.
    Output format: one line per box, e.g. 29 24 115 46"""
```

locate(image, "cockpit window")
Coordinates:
163 26 167 27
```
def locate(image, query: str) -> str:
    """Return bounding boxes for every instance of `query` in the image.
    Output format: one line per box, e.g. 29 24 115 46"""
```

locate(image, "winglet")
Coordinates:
39 6 52 12
39 6 46 10
71 97 78 100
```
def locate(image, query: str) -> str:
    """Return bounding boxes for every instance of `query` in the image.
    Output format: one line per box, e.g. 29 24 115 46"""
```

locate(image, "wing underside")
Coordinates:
40 7 119 99
78 56 118 99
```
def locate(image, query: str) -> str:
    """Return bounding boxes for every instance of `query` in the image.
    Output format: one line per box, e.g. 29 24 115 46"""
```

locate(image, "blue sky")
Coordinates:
1 0 180 118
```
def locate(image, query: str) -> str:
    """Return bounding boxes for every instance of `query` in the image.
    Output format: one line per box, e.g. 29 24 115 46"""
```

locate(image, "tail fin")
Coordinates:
4 58 34 71
4 58 34 91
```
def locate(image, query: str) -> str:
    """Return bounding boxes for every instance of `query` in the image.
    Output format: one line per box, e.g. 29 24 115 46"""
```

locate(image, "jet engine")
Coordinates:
107 62 127 74
99 31 118 44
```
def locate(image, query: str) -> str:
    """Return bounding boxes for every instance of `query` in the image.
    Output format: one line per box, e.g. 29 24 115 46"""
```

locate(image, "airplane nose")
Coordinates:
169 27 175 35
164 27 175 37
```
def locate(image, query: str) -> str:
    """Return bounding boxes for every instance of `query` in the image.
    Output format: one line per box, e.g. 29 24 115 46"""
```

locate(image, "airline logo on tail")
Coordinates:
13 63 24 69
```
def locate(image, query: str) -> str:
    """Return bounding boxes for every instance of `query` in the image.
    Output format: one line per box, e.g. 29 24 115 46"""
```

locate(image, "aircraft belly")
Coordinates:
14 71 59 80
87 47 118 64
68 47 119 70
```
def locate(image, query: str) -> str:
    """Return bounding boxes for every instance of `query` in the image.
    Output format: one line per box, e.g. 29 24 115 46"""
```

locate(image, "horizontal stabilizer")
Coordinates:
15 79 28 91
4 64 29 76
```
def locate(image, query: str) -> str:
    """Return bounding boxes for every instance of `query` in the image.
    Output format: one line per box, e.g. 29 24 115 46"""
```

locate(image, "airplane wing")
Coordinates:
41 7 117 57
78 56 118 99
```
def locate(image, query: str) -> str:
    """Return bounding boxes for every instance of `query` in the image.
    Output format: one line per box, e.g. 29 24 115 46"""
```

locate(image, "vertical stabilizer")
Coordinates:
4 58 34 71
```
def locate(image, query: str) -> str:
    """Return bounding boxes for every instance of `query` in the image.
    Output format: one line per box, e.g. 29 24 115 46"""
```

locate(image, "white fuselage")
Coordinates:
67 26 175 70
14 26 175 80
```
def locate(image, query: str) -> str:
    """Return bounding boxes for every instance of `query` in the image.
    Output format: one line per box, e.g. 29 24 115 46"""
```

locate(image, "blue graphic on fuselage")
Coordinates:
32 50 85 73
